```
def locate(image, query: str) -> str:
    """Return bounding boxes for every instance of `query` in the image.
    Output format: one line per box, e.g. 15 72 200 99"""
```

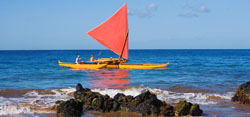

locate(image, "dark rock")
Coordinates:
74 83 90 99
76 83 84 92
232 81 250 105
126 95 133 102
160 103 175 116
56 83 202 116
56 99 83 117
114 93 127 106
75 87 114 112
174 100 193 116
190 104 203 116
114 93 126 100
134 90 151 104
114 93 134 108
129 91 169 116
55 100 65 104
102 95 113 112
112 100 120 111
174 100 203 116
76 88 175 116
92 96 104 111
76 83 90 92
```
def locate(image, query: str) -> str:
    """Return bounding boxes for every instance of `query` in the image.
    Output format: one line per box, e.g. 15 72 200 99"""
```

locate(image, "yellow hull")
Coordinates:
59 60 169 69
106 62 170 69
58 61 107 69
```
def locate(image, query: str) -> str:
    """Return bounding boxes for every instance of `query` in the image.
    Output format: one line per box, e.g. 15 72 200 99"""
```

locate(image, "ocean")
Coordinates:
0 49 250 116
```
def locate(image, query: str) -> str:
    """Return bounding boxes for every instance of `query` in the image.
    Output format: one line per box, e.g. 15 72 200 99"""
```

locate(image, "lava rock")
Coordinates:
74 85 113 112
57 83 202 116
160 103 175 116
113 93 133 108
75 88 175 116
129 91 172 116
56 99 83 117
174 100 202 116
112 100 120 111
174 100 192 116
55 100 65 104
76 83 84 92
103 94 114 112
136 93 161 115
190 104 203 116
232 81 250 105
74 83 90 99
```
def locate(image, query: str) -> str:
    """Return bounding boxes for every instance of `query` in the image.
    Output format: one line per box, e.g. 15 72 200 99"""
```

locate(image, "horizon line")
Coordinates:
0 48 250 51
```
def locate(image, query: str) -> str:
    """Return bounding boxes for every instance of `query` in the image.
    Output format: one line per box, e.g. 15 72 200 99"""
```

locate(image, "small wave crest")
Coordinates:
0 87 75 115
92 86 234 105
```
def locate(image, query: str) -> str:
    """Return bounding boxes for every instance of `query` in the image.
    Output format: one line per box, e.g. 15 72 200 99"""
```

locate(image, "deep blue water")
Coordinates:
0 49 249 92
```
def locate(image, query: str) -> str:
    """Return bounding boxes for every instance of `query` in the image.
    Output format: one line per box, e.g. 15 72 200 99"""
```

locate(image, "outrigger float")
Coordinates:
58 4 169 69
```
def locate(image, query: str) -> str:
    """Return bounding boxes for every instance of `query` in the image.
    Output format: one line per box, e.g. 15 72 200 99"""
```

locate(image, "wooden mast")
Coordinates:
119 31 129 60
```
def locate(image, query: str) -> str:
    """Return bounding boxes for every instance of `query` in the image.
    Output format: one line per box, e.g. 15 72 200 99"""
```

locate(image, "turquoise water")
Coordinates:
0 49 250 116
0 49 249 90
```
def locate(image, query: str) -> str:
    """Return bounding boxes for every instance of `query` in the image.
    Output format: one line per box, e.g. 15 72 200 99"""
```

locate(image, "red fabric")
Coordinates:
87 4 128 59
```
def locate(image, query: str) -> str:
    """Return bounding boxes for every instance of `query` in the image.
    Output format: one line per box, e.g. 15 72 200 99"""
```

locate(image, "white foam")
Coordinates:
92 87 147 98
0 104 32 115
92 86 234 105
0 87 75 115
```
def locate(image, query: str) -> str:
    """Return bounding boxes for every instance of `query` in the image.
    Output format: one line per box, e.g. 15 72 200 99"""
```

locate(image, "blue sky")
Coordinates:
0 0 250 50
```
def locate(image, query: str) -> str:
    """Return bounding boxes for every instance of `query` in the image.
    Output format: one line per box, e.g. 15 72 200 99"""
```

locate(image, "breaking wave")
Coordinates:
92 86 234 105
0 87 75 115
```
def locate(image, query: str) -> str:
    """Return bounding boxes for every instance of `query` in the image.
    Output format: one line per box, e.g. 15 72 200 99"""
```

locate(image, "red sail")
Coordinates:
87 4 128 59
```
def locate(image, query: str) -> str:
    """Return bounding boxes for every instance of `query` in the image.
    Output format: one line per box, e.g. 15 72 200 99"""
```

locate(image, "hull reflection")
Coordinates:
88 70 130 89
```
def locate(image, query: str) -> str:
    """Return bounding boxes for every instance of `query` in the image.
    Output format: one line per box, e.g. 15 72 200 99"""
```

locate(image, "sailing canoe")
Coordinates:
58 61 107 69
58 4 169 70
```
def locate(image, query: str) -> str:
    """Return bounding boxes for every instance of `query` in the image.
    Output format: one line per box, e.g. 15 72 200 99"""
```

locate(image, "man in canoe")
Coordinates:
90 54 94 61
75 55 81 64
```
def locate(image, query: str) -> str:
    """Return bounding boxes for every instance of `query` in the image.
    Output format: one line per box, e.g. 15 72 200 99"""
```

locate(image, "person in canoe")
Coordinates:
90 54 94 61
75 55 81 64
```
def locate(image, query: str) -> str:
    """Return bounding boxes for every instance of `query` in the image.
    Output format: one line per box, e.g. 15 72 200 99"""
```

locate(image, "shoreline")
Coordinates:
2 101 250 116
0 86 250 116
